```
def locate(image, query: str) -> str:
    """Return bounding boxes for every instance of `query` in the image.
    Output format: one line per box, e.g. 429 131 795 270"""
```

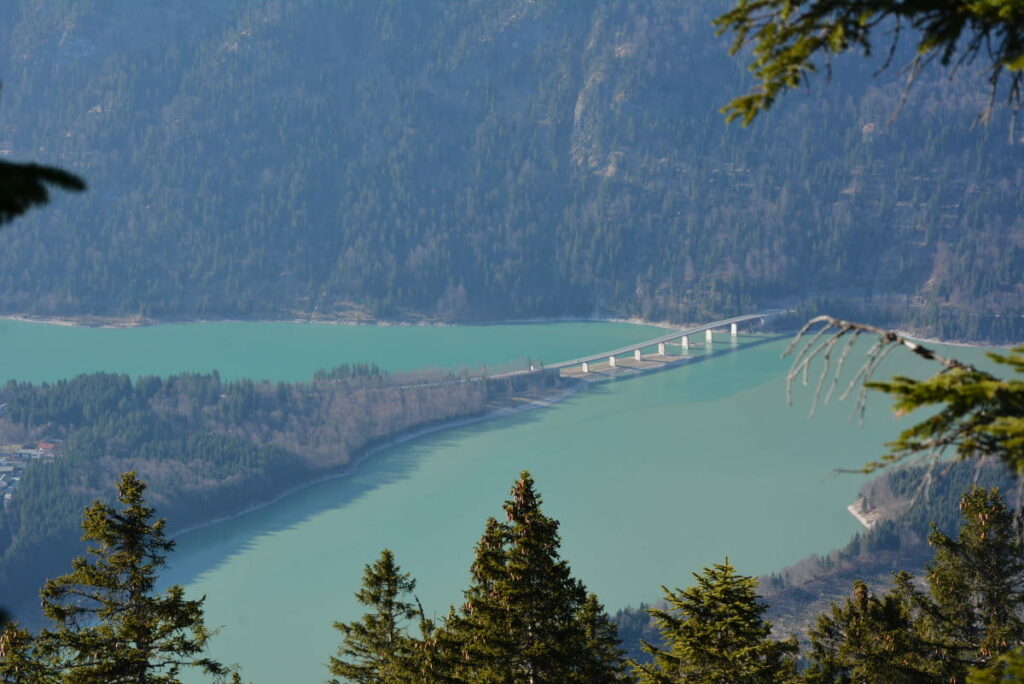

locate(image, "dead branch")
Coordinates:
782 315 979 422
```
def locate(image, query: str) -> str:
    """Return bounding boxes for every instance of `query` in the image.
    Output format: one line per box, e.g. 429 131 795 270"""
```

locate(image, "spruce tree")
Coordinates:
328 548 421 683
500 471 588 681
0 471 228 683
433 471 628 683
922 486 1024 671
0 624 53 683
969 647 1024 683
634 559 797 683
805 487 1024 682
576 593 632 683
803 576 942 683
440 516 516 682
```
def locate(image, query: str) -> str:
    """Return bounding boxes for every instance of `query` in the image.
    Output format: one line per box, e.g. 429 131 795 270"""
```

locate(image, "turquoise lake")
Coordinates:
0 318 665 383
0 319 997 682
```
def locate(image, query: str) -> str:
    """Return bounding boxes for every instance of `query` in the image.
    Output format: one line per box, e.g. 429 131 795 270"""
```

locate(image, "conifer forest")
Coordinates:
2 0 1024 682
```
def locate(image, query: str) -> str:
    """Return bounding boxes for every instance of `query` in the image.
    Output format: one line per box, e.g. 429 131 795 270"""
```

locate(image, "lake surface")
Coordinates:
0 318 666 383
163 334 995 683
1 319 996 682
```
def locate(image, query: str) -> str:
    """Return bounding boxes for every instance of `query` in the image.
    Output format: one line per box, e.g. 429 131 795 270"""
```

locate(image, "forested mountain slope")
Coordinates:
0 1 1021 340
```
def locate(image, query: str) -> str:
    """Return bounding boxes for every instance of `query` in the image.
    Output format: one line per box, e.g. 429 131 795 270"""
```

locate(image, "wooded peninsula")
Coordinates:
0 364 565 622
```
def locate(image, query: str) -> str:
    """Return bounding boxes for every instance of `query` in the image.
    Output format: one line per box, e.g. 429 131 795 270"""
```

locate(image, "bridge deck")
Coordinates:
544 312 776 370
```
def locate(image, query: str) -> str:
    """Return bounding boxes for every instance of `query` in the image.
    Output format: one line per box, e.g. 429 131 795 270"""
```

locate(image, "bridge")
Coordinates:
538 311 782 376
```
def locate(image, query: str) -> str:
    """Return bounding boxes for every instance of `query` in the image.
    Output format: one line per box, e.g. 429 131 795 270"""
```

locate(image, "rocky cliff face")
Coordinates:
847 475 913 529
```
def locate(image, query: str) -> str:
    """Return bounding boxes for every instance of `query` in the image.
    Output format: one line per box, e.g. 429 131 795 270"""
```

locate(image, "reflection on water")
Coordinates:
166 336 774 589
167 408 545 586
8 317 991 683
161 335 1004 684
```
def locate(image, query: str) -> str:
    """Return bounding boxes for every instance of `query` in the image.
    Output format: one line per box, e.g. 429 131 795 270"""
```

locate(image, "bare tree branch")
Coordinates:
783 315 984 424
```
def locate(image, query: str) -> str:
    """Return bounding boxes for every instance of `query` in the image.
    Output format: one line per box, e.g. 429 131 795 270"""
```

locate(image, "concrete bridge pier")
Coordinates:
705 329 713 345
658 342 666 355
608 356 616 368
634 349 642 361
730 322 738 337
581 362 589 374
681 335 689 350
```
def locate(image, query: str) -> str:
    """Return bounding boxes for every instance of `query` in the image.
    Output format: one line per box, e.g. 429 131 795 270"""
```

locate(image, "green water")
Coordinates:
0 319 665 382
2 319 997 682
158 334 995 683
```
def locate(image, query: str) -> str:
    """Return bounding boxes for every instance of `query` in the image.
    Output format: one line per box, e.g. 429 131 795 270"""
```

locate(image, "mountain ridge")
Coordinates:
0 0 1021 341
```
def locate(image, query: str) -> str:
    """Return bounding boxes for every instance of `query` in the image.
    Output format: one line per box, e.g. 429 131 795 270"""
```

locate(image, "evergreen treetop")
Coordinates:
924 487 1024 669
576 593 632 683
804 576 946 683
425 471 628 683
806 486 1024 682
0 471 229 683
329 548 422 684
635 558 797 683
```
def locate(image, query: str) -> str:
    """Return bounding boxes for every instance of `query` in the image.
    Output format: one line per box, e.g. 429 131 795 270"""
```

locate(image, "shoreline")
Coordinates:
891 329 992 349
162 337 765 542
846 496 877 530
0 312 678 331
169 381 586 540
0 312 997 348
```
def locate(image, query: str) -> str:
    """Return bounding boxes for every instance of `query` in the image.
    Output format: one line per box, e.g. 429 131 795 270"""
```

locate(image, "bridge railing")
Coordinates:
545 311 781 371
